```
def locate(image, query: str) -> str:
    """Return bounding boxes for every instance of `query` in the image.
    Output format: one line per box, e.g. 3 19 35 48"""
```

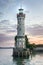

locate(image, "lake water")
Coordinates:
0 49 43 65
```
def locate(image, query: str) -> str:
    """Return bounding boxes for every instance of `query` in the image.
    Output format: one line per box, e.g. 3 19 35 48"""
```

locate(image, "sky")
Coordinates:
0 0 43 47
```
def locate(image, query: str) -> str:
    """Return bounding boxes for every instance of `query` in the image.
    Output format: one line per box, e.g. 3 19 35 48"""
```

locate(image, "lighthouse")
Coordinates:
15 8 26 48
13 8 29 58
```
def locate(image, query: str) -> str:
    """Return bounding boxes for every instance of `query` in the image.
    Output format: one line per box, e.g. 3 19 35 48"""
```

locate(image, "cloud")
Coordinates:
0 20 11 29
0 0 9 8
0 19 17 33
0 12 4 18
0 33 14 42
7 24 17 33
26 24 43 36
0 20 10 31
0 0 17 9
0 19 16 46
7 29 16 33
0 33 14 47
0 20 9 24
0 31 15 47
0 12 3 15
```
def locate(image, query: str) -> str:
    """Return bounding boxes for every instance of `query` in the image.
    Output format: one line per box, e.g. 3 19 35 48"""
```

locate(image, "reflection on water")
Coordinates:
13 58 24 65
0 49 43 65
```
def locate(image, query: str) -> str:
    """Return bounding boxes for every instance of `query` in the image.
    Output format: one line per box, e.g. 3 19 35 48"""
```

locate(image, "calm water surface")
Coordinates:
0 49 43 65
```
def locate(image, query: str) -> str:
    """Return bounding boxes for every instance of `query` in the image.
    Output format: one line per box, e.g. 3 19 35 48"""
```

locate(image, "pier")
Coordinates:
13 48 30 58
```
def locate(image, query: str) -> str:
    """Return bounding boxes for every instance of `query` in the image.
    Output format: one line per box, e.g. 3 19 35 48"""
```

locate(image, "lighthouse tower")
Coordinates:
13 8 29 58
16 8 26 48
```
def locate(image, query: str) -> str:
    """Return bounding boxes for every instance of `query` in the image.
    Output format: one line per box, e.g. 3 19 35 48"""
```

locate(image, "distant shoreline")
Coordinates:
0 47 14 49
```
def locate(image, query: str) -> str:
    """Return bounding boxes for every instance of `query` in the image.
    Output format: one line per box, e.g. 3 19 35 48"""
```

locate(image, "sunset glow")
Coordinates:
29 36 43 44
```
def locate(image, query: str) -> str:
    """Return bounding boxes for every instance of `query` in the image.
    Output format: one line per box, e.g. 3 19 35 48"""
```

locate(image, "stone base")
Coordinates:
13 48 30 58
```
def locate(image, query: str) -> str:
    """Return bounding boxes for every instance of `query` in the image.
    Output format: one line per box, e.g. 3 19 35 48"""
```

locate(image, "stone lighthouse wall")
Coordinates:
16 10 26 48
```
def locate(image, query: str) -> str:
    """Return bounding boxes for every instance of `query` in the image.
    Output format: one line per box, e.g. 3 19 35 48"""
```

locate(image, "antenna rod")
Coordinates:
20 0 23 9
